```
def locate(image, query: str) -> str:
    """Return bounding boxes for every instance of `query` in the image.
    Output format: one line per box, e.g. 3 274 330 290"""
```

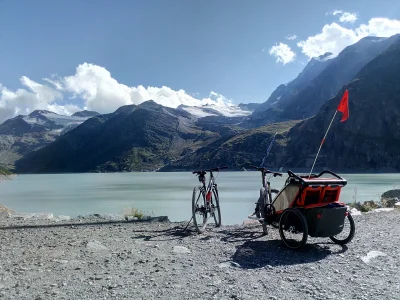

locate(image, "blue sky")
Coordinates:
0 0 400 120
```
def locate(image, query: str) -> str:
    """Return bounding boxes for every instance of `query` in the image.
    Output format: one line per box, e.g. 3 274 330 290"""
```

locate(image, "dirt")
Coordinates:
0 210 399 300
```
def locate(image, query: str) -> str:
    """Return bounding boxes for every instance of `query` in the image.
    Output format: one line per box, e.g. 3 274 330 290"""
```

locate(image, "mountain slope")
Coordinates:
163 38 400 172
251 34 400 126
283 38 400 171
15 101 223 173
0 110 99 166
160 120 301 171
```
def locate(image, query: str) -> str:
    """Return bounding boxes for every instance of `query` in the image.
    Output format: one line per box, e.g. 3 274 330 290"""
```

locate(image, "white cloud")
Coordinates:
285 34 297 40
328 10 357 23
269 43 297 65
0 77 80 123
0 63 235 123
339 12 357 23
297 17 400 58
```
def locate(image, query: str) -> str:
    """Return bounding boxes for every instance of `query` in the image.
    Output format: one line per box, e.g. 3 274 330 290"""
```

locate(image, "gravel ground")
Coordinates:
0 210 399 300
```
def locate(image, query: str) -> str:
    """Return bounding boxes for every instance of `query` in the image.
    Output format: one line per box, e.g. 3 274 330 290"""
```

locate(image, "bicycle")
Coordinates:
248 165 283 234
191 166 228 233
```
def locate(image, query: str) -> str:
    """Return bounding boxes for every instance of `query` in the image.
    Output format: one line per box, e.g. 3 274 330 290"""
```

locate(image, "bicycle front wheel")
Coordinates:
256 188 269 235
211 188 221 227
192 186 207 233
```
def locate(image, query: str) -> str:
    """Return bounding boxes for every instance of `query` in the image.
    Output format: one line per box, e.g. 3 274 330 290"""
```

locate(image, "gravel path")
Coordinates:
0 210 399 300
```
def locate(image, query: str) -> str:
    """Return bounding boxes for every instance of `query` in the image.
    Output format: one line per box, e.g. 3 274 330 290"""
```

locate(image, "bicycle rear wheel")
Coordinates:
192 186 207 233
211 188 221 227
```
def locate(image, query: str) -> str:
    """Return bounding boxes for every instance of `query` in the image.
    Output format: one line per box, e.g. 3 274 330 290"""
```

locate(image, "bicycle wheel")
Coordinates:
329 212 355 245
279 208 308 250
211 188 221 227
192 186 207 234
256 188 269 235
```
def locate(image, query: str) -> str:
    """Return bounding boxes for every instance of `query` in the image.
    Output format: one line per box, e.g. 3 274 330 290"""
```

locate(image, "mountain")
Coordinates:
15 101 239 173
165 37 400 172
11 36 400 173
252 52 334 118
0 110 99 166
0 110 100 136
160 37 400 172
283 38 400 172
251 35 400 126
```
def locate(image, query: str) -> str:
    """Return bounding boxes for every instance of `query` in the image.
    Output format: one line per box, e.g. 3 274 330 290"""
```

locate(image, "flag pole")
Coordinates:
308 110 338 178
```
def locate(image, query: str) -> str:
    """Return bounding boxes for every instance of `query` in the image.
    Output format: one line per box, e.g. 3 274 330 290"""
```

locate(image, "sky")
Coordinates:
0 0 400 122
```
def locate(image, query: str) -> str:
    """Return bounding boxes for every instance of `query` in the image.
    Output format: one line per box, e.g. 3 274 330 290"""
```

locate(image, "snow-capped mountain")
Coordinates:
0 110 99 136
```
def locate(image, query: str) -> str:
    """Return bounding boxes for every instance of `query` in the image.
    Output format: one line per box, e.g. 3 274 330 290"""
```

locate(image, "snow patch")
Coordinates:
181 104 251 118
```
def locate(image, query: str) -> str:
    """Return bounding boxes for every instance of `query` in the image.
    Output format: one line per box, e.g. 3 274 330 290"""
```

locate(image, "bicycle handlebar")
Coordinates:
192 166 228 175
250 165 283 177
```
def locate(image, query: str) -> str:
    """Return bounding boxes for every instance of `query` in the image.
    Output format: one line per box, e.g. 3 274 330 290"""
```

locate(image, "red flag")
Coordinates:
337 89 349 122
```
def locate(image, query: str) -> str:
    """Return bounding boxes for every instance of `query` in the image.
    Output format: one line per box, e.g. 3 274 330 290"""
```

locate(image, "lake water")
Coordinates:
1 172 400 225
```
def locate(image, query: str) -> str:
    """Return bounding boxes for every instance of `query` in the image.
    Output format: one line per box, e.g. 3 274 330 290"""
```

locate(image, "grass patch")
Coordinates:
122 207 145 220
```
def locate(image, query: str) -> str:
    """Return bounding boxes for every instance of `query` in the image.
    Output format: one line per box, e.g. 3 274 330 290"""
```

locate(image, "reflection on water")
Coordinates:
1 172 399 225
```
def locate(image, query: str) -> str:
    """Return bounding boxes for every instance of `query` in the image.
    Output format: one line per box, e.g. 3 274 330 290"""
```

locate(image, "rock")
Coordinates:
368 208 394 213
86 240 108 251
173 246 191 254
242 220 259 225
149 216 170 223
33 212 54 219
349 208 362 216
381 189 400 199
360 251 387 264
0 204 14 214
56 215 71 221
363 200 379 209
381 198 397 208
218 261 241 269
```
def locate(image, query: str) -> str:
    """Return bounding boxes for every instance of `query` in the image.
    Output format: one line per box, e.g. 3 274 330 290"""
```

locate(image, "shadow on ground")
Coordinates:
232 240 348 269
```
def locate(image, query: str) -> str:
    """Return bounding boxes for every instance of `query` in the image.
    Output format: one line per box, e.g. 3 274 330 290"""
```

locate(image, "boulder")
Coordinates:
381 189 400 199
363 200 380 210
381 198 398 208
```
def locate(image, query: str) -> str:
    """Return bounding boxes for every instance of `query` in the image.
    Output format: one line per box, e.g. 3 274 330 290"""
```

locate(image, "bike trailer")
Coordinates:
272 170 351 239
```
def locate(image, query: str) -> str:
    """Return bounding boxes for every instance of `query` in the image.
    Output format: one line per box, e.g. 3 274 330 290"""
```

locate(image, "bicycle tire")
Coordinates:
329 212 355 245
212 188 221 227
192 186 206 234
256 188 269 235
